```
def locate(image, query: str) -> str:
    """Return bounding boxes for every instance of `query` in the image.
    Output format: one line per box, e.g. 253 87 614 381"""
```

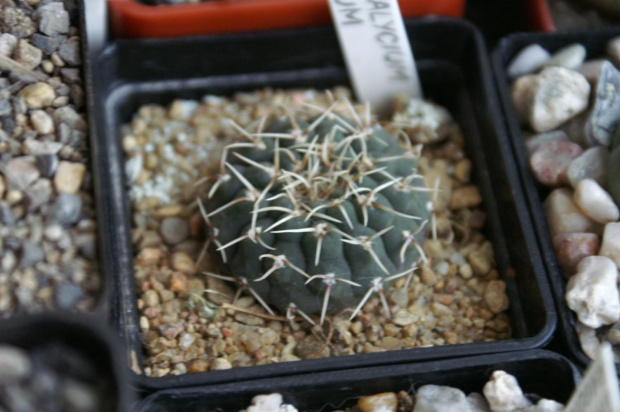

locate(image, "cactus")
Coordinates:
200 103 432 324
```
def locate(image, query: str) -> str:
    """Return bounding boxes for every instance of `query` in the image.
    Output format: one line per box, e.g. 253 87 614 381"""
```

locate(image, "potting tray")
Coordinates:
107 0 466 39
493 27 620 371
0 313 132 411
92 17 556 392
135 349 579 411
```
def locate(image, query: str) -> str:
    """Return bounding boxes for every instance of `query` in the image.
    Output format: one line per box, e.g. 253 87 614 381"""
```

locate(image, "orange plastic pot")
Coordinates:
108 0 467 39
528 0 555 31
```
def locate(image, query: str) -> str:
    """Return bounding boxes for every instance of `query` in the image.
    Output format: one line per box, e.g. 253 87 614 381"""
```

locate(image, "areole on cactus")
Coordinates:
199 100 433 324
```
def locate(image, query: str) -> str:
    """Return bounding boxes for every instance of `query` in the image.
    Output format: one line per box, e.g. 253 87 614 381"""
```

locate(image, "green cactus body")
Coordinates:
203 110 431 319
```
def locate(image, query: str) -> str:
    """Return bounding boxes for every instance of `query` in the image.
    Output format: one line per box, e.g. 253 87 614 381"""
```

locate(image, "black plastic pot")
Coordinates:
493 28 620 372
135 350 579 411
0 313 132 411
92 17 556 391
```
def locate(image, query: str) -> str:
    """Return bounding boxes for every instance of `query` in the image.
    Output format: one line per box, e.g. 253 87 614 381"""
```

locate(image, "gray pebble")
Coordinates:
413 385 472 412
36 153 59 177
23 138 63 156
525 130 569 156
160 217 189 245
53 106 86 132
19 241 44 268
0 99 12 117
543 43 587 70
0 33 18 56
75 233 96 260
25 178 53 211
36 2 70 37
31 33 60 55
46 192 82 227
585 61 620 147
567 146 609 188
57 37 80 66
54 282 84 309
508 44 550 78
0 345 32 384
60 68 80 84
2 156 40 190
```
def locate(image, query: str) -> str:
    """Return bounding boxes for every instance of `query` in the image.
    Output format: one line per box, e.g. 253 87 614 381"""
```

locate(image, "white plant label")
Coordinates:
565 342 620 412
328 0 422 115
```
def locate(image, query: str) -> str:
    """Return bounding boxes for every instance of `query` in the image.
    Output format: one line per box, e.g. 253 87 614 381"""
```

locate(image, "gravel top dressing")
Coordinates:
0 0 100 316
123 87 511 378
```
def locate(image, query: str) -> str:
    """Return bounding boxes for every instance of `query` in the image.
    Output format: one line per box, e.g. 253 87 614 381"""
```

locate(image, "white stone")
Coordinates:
36 2 70 37
544 188 604 237
525 130 569 156
483 371 531 412
0 345 32 383
543 43 587 70
567 146 609 188
529 67 591 133
30 110 55 135
413 385 472 412
244 394 298 412
511 74 538 125
600 222 620 268
392 98 453 144
0 33 17 57
576 321 600 360
507 44 551 78
574 178 619 224
607 36 620 68
565 256 620 329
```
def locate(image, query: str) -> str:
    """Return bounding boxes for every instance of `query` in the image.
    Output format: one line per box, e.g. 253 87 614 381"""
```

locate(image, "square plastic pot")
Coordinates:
107 0 466 39
493 27 620 372
135 350 579 411
92 17 556 392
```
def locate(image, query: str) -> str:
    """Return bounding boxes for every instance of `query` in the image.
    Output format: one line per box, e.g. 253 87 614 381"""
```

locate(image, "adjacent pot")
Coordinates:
92 17 556 392
107 0 466 39
135 350 579 411
0 313 133 411
493 27 620 372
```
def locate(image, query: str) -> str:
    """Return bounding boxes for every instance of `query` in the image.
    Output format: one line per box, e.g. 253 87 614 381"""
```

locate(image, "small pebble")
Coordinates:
18 82 56 110
36 2 70 37
413 385 471 412
579 59 607 84
553 232 599 275
507 44 550 78
510 74 538 125
160 217 190 245
54 282 84 310
46 192 82 227
525 130 569 156
607 36 620 68
566 256 620 328
53 161 86 194
574 178 619 223
528 67 590 133
13 39 42 70
567 146 609 188
543 43 587 70
449 186 482 209
584 61 620 147
358 392 398 412
30 110 55 135
544 188 603 237
530 141 583 187
599 222 620 268
484 280 509 314
483 371 531 412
